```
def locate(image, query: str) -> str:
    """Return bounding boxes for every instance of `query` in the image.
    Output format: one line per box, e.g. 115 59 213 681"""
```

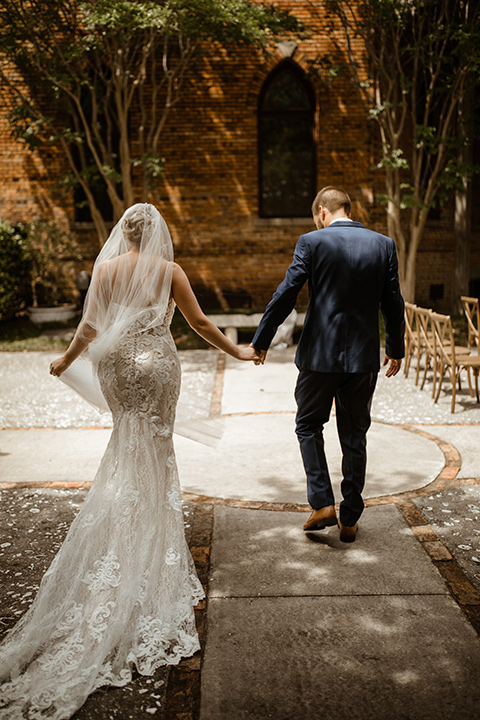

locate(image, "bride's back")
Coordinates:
98 252 171 308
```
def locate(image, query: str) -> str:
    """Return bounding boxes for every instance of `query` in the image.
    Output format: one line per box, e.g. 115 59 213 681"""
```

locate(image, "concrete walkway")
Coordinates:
1 348 480 719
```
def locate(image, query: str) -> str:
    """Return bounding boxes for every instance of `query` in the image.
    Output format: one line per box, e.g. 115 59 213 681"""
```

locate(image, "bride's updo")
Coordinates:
122 205 154 245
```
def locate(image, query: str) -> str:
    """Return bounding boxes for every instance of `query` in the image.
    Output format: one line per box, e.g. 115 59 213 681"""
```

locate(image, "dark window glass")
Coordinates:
259 62 315 217
430 283 444 301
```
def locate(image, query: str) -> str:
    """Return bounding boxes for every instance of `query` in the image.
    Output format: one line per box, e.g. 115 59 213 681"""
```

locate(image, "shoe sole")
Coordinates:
303 517 338 532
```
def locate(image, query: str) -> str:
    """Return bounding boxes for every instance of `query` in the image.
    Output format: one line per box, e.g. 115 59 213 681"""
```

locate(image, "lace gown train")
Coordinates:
0 302 204 719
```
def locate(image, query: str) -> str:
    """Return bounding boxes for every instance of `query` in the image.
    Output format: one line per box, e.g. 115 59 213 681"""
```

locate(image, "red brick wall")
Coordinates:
0 1 478 313
0 77 73 228
147 0 377 309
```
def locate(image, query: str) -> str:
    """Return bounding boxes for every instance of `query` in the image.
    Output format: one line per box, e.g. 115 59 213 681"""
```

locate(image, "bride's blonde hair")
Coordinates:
122 206 154 245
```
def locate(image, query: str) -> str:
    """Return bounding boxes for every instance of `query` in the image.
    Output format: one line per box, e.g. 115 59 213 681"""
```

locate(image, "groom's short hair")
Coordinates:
312 186 351 217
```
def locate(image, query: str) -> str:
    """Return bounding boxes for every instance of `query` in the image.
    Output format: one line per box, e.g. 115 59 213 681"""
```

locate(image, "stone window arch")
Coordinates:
258 60 316 218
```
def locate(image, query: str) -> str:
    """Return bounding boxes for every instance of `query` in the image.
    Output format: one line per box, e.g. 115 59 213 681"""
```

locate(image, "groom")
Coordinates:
251 186 405 543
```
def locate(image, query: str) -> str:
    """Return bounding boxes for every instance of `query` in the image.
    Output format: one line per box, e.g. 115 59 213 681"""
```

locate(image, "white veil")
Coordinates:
60 203 223 446
78 202 174 367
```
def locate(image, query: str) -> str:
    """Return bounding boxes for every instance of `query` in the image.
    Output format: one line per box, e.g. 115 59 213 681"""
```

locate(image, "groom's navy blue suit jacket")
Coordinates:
252 220 405 373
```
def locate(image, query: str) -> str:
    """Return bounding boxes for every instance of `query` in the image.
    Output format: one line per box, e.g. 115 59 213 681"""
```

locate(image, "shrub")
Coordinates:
22 220 83 307
0 219 30 320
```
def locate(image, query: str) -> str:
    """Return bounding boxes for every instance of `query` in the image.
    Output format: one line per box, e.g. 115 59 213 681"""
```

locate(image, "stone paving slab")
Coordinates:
413 424 480 479
223 350 480 424
0 428 112 484
208 505 448 598
0 419 444 504
200 594 480 720
175 416 443 503
222 348 298 414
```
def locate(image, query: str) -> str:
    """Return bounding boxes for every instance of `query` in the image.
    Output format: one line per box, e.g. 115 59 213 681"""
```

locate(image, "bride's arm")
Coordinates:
49 325 96 377
49 269 104 377
171 263 258 362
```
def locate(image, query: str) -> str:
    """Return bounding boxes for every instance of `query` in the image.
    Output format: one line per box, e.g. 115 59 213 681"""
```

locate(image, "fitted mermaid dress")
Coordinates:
0 300 204 719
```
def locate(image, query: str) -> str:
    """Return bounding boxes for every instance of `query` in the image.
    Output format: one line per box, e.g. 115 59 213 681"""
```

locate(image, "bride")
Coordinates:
0 204 258 719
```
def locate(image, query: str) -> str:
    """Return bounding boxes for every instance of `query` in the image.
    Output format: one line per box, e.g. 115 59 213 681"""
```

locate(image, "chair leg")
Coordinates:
405 350 414 378
466 367 474 398
415 349 423 386
434 365 445 404
451 369 457 413
420 357 430 391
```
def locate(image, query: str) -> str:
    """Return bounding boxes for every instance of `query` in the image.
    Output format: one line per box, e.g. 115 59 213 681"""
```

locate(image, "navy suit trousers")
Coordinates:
294 370 377 526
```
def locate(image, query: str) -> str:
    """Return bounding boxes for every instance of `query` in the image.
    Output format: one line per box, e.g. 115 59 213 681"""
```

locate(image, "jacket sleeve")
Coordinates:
380 239 405 359
252 235 310 351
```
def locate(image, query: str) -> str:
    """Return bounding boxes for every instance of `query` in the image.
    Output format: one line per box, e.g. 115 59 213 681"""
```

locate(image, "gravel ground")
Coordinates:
372 361 480 425
414 485 480 593
0 350 218 428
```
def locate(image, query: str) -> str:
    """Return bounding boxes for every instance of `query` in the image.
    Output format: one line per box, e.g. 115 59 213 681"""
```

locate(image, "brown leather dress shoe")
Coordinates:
339 520 358 543
303 505 338 532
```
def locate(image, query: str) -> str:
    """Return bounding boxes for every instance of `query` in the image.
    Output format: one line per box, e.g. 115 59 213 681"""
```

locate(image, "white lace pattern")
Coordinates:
0 301 204 719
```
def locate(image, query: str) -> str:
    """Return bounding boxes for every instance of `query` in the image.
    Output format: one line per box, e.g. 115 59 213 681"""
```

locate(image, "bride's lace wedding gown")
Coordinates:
0 300 204 719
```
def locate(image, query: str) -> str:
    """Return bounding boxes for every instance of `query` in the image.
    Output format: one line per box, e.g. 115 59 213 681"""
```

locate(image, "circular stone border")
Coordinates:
1 423 458 509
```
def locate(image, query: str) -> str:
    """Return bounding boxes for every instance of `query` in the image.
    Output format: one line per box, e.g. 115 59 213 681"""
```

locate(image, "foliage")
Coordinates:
309 0 480 301
0 219 30 320
0 316 77 351
22 221 83 307
0 0 300 244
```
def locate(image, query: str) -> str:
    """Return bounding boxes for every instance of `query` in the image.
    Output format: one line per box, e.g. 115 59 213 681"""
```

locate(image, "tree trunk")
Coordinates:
454 185 472 312
452 83 474 313
403 245 416 303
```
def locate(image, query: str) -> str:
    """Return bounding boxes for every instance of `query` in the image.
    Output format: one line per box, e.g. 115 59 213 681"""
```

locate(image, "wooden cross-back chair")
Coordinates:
404 303 436 386
403 302 418 379
461 296 480 350
431 312 480 413
415 307 437 396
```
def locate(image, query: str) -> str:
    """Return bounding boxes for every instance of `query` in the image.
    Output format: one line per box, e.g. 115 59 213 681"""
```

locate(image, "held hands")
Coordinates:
249 343 266 365
235 344 266 364
383 354 402 378
235 345 262 363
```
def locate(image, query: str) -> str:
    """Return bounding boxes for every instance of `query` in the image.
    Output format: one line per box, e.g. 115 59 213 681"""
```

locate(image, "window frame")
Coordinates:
258 60 316 219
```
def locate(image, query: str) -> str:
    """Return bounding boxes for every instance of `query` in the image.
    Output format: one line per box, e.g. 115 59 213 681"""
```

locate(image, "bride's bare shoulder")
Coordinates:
172 262 187 279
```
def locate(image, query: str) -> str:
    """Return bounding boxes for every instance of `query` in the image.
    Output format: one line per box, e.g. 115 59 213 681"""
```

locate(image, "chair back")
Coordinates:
416 307 434 356
461 295 479 350
404 302 417 345
431 312 456 365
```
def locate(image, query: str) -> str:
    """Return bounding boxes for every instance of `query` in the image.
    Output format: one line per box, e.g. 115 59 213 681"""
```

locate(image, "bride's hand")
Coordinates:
235 345 261 363
50 356 70 377
248 343 266 365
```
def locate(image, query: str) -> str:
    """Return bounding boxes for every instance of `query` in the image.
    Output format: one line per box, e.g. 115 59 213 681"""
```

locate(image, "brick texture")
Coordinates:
0 1 478 311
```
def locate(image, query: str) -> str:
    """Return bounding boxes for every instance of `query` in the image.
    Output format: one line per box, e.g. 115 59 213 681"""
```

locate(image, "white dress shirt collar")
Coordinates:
329 217 353 225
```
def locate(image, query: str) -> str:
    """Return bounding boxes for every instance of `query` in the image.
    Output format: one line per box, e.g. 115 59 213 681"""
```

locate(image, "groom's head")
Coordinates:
312 186 351 229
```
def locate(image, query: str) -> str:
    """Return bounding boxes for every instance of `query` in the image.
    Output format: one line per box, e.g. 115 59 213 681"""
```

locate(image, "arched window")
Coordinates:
258 61 316 218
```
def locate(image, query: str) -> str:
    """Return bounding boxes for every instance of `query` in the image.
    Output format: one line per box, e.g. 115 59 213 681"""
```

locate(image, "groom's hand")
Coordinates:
383 354 402 377
249 344 267 365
